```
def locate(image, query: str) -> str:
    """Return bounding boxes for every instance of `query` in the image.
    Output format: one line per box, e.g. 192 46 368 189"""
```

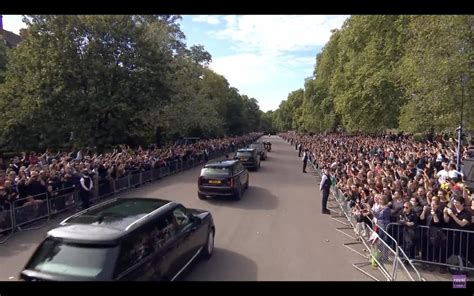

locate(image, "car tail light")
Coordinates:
198 176 204 185
229 178 234 188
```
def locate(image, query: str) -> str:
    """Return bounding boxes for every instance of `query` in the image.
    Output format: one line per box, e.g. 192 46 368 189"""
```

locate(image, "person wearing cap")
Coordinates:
79 169 93 209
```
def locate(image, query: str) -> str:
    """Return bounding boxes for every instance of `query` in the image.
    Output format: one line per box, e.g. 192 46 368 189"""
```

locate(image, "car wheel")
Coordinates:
201 228 215 260
245 178 249 189
198 193 206 200
235 183 242 200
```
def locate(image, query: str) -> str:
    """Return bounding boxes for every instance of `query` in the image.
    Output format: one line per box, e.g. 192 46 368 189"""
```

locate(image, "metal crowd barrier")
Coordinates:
301 142 422 281
0 145 243 243
115 176 129 192
0 208 14 244
142 170 152 183
98 180 114 199
13 193 50 231
387 223 474 272
130 171 141 187
48 187 78 216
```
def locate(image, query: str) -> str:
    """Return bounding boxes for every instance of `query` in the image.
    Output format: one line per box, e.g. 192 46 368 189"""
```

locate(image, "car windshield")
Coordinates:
26 238 117 279
250 144 262 149
202 167 231 177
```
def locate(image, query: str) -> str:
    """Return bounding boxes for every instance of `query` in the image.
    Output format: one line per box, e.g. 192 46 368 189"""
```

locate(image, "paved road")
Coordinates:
0 136 371 281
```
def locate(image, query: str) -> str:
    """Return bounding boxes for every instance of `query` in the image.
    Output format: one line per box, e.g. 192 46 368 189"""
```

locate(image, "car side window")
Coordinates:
115 228 153 277
114 215 177 278
149 214 178 249
172 206 191 229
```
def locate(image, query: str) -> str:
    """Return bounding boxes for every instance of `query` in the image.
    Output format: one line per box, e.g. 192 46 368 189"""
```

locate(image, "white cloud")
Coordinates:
210 53 278 86
223 15 236 26
2 15 27 35
211 15 349 54
191 15 220 25
206 15 348 111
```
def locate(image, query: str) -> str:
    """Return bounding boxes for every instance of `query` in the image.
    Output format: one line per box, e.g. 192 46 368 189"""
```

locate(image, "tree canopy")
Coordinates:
271 15 473 135
0 15 267 151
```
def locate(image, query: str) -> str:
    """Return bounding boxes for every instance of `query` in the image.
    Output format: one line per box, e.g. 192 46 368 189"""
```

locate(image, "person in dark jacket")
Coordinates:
78 169 93 209
419 198 446 268
302 149 309 173
400 201 418 259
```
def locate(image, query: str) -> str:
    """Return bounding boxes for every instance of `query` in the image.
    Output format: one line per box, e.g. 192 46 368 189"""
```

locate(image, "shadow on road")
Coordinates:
180 248 258 281
205 186 278 210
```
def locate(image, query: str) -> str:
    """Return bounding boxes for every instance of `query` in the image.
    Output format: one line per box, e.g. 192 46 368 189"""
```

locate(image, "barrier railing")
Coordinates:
142 170 152 183
303 142 422 281
13 193 50 231
0 140 254 243
0 207 14 244
387 223 474 272
48 187 78 216
98 180 114 199
130 171 141 187
115 176 129 193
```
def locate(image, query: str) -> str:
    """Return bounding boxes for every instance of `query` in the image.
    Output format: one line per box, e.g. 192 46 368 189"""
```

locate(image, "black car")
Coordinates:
20 197 215 281
249 142 267 160
235 148 261 171
198 160 249 200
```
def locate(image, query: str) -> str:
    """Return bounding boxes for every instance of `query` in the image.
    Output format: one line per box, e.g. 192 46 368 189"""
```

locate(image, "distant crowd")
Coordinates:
0 132 263 211
281 131 474 267
281 131 473 229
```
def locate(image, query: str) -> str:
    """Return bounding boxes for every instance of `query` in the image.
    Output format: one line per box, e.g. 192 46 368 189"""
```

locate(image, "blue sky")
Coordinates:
2 15 349 111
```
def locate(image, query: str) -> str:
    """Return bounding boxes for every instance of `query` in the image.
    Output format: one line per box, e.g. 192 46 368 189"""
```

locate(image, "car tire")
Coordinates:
201 228 215 260
244 178 249 189
198 193 206 200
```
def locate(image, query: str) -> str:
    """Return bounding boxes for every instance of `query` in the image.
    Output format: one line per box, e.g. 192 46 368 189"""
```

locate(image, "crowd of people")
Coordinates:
281 131 474 270
0 133 263 218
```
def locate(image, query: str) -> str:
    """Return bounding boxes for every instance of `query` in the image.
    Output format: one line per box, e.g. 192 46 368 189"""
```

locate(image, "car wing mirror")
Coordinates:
192 215 202 225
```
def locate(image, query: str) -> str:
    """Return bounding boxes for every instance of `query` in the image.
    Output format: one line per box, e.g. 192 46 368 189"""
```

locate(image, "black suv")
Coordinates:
198 160 249 200
249 142 267 160
234 148 261 171
20 197 215 281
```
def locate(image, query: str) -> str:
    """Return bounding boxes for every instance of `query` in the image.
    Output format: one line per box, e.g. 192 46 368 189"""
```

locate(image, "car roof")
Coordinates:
52 197 177 243
204 160 238 168
237 148 256 152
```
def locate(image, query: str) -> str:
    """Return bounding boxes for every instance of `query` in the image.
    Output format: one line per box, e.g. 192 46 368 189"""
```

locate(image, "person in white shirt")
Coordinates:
447 163 463 182
435 163 449 184
320 168 332 214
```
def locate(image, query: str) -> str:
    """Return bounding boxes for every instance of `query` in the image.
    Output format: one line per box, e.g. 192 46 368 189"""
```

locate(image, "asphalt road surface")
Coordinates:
0 136 372 281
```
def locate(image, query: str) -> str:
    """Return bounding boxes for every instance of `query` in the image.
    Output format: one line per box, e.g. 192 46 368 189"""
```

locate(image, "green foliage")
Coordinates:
0 41 8 83
272 15 473 135
0 15 267 151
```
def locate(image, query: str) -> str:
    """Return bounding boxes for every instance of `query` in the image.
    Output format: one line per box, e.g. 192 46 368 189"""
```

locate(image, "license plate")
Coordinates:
240 158 248 161
209 180 221 184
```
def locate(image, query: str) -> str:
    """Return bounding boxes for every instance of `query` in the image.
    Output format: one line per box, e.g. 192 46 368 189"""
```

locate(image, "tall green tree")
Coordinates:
398 15 474 133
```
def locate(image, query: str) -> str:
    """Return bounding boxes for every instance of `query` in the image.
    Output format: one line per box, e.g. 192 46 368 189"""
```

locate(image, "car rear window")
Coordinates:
201 167 231 177
26 238 117 279
236 151 252 157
